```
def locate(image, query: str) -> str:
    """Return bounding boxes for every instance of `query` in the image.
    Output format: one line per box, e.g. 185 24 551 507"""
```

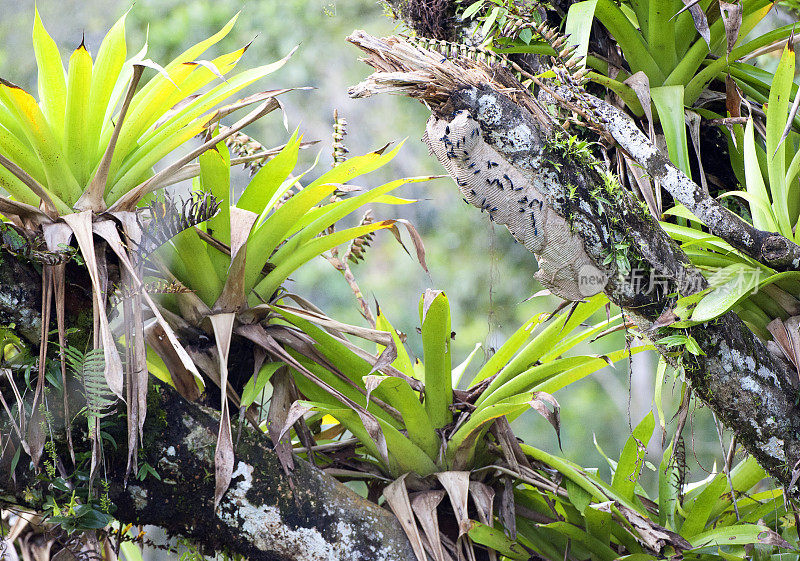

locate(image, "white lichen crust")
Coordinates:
425 110 605 301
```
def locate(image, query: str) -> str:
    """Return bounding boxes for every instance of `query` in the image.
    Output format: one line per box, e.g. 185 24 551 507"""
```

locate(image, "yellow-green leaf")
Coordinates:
65 43 93 185
32 8 66 142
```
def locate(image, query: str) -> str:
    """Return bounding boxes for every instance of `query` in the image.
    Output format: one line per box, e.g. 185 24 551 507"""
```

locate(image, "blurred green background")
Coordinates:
0 0 729 497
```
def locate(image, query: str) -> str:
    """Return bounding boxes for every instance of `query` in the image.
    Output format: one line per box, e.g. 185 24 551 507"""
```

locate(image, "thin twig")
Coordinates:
325 254 376 327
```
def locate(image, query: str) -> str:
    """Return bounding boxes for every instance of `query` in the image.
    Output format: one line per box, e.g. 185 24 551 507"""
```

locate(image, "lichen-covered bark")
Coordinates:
347 32 800 489
0 381 416 561
687 315 800 476
114 387 417 561
589 99 800 272
437 85 800 480
0 247 43 343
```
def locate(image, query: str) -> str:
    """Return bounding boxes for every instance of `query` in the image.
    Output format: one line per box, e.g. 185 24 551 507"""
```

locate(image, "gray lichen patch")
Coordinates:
128 485 149 511
181 414 216 464
217 462 398 561
763 437 786 462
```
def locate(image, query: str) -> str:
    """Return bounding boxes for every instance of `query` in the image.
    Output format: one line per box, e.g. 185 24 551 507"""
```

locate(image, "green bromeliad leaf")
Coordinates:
0 11 293 213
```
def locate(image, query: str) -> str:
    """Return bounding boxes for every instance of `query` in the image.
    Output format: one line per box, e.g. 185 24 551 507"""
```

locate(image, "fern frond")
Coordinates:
65 346 115 419
136 191 221 257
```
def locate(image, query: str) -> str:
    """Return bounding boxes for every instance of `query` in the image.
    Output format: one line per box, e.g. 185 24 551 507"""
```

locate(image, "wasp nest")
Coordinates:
424 109 606 301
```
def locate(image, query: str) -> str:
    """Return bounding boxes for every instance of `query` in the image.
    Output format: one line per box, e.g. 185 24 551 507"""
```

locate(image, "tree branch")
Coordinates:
589 97 800 271
347 31 800 489
0 383 416 561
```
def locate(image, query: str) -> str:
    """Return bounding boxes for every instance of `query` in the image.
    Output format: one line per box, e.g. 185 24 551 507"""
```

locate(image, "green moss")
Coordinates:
67 307 94 351
548 131 600 167
142 383 169 453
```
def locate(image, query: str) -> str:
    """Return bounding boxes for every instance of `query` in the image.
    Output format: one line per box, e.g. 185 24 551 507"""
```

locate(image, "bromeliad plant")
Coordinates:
653 45 800 360
275 293 638 475
139 128 434 507
0 9 297 481
255 290 794 560
265 293 644 555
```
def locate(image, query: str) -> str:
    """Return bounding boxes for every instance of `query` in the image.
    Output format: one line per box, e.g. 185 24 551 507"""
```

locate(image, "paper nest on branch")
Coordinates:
424 110 605 301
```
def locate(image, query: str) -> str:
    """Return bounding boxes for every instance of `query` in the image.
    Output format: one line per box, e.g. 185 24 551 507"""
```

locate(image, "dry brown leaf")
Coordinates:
209 312 236 511
369 341 398 375
624 154 659 219
499 476 517 540
726 75 743 118
117 213 150 445
388 219 428 273
719 2 743 54
600 502 692 553
331 336 424 392
681 0 711 48
94 220 204 392
276 401 314 443
267 368 295 475
763 284 800 316
468 481 498 561
411 490 448 561
62 212 124 398
0 198 53 228
624 72 654 139
528 392 561 447
647 308 679 333
437 472 472 538
144 324 202 400
385 475 429 561
28 257 55 470
42 223 75 462
25 401 46 470
685 110 709 194
212 207 258 313
1 538 20 561
363 375 384 408
357 409 390 467
767 317 800 378
468 481 494 525
491 416 531 472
